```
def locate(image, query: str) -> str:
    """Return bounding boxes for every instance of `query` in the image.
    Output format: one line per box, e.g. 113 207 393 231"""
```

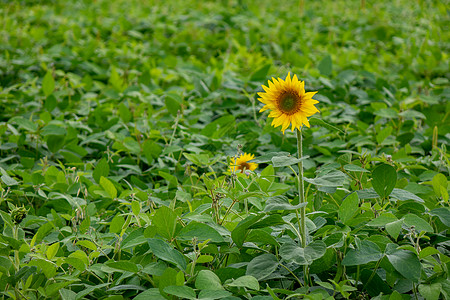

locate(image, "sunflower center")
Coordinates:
238 162 251 172
278 91 301 114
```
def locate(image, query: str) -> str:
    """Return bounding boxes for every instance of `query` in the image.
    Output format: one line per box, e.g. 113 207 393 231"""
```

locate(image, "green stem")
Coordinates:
13 225 20 271
296 128 309 286
296 129 306 248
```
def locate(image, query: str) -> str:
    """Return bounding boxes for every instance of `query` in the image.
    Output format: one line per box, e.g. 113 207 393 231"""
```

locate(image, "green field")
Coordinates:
0 0 449 299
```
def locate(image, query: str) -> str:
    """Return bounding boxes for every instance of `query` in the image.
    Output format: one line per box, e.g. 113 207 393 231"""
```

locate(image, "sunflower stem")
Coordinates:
296 128 309 286
296 128 306 248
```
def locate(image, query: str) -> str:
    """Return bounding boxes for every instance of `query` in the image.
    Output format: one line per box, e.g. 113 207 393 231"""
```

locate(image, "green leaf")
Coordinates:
177 222 224 243
47 135 65 153
110 214 125 234
246 253 278 280
304 171 346 187
318 55 332 76
226 275 259 291
386 248 421 282
309 117 343 133
372 164 397 198
195 270 223 290
28 259 56 278
418 283 442 300
248 214 286 229
343 164 369 173
432 173 448 199
390 188 424 203
264 196 307 212
342 240 383 266
76 240 97 251
419 247 440 259
105 260 139 273
339 192 359 225
100 176 117 199
46 242 60 260
92 158 109 184
198 290 232 299
403 213 434 233
250 64 271 81
280 240 327 265
153 206 177 240
147 238 187 270
163 286 196 300
231 214 264 248
385 219 403 240
42 71 55 96
250 152 290 164
271 155 309 167
429 207 450 227
165 92 182 116
367 213 398 227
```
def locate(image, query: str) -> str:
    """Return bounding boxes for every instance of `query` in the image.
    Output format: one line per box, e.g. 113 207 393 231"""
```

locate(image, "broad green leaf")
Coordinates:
93 158 110 183
271 155 309 167
367 213 398 227
42 71 55 96
164 286 196 300
385 219 403 240
419 247 440 259
100 176 117 199
153 206 177 240
318 55 332 76
386 248 421 282
46 242 60 260
28 259 56 278
418 283 442 300
47 135 65 153
339 192 359 225
105 261 139 273
76 240 97 251
372 164 397 198
309 117 343 133
250 64 271 81
248 214 286 229
226 275 259 291
343 164 369 173
342 240 383 266
431 173 448 199
246 254 278 280
280 240 326 265
250 152 290 164
304 171 346 187
429 207 450 227
264 196 307 212
148 238 187 270
165 92 182 116
403 213 434 233
195 270 223 290
198 290 232 299
177 222 224 243
231 214 264 247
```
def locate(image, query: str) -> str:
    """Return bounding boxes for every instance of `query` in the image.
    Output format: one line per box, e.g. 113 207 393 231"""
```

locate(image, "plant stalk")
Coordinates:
296 128 309 286
296 128 306 248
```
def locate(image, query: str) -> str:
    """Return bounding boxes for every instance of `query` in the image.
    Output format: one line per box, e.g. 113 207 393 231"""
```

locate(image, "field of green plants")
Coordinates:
0 0 449 299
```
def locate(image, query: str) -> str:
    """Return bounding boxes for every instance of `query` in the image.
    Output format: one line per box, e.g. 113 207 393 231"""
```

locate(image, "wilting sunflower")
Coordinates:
229 153 258 174
258 72 320 134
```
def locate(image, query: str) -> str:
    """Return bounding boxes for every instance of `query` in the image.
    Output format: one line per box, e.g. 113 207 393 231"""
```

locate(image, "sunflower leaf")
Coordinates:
272 155 310 168
309 117 343 133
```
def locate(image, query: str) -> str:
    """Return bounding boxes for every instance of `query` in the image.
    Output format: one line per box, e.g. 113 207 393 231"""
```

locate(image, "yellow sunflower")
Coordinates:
229 153 258 174
258 72 320 134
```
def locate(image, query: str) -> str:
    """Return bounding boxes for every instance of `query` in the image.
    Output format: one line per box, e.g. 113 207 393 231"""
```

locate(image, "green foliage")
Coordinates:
0 0 449 299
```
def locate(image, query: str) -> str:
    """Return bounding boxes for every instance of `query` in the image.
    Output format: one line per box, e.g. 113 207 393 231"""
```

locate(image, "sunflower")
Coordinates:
258 72 320 134
229 153 258 174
